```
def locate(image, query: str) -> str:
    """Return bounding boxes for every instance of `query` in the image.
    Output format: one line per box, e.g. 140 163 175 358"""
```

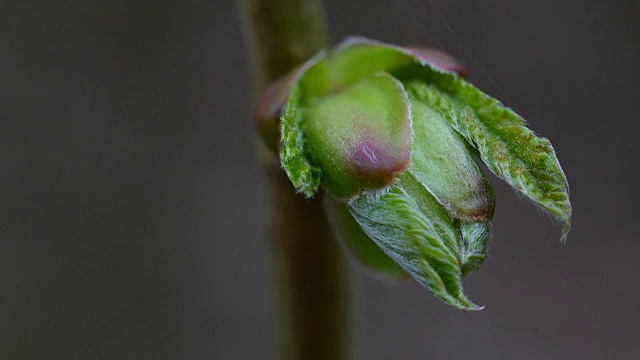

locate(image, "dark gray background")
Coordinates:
1 0 638 358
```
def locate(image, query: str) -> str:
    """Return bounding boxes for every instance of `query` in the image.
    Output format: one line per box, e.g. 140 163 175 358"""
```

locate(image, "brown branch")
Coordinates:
238 0 349 359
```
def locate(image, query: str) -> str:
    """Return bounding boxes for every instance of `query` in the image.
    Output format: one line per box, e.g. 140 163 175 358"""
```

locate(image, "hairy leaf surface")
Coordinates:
348 172 481 310
324 195 407 280
280 84 322 197
406 81 571 239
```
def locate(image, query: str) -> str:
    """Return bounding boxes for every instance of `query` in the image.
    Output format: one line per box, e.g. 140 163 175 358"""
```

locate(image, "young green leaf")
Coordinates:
459 221 492 276
280 83 322 197
268 36 572 311
324 194 407 281
405 81 571 239
348 172 481 310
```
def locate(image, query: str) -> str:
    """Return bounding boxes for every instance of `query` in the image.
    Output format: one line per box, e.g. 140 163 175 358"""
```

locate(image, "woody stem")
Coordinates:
237 0 350 359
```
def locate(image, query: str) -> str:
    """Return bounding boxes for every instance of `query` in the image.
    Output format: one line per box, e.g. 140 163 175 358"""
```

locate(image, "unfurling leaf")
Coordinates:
407 98 495 275
324 194 407 281
348 173 481 310
406 81 571 240
258 36 572 310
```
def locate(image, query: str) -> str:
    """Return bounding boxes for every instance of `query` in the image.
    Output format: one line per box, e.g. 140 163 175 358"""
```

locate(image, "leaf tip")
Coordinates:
560 218 572 244
448 294 484 311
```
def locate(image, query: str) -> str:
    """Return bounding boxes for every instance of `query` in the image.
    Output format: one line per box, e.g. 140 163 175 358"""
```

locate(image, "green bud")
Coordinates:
408 96 495 224
262 36 571 310
406 90 496 274
304 73 412 198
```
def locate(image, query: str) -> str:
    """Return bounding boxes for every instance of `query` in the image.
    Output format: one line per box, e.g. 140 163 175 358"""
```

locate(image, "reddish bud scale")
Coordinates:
403 46 468 78
255 77 288 152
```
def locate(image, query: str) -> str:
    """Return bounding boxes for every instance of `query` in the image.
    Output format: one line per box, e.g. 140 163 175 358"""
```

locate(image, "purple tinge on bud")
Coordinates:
402 46 467 78
347 129 408 188
255 77 289 126
256 52 328 153
303 72 412 199
255 77 289 152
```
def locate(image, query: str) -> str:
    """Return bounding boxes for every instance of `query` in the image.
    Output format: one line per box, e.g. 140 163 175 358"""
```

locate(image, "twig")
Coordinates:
238 0 349 358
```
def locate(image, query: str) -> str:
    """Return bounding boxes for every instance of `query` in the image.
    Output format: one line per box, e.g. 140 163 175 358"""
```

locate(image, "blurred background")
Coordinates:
1 0 638 358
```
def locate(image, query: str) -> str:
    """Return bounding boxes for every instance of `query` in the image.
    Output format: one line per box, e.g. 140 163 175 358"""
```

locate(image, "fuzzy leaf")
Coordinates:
348 172 481 310
279 84 322 197
324 195 407 280
315 38 571 236
405 81 572 240
408 98 495 272
459 221 492 276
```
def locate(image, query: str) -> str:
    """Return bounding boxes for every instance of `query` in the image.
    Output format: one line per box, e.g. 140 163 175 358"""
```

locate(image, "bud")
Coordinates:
304 73 411 198
259 37 571 310
406 94 495 273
